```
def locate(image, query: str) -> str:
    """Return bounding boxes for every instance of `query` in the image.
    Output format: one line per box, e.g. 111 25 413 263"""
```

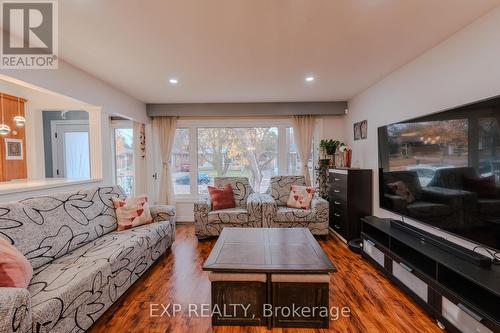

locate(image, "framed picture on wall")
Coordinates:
5 138 23 160
360 120 368 139
354 122 361 140
354 120 368 140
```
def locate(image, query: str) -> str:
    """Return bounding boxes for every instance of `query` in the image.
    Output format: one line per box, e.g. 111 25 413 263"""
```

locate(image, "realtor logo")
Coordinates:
1 0 58 69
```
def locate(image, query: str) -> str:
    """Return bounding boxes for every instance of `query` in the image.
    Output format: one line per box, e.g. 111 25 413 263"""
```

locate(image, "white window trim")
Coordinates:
110 120 134 191
173 118 322 201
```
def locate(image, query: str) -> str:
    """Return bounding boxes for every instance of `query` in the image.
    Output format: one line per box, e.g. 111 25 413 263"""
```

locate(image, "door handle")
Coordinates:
334 189 340 193
334 224 340 230
334 201 341 205
334 213 341 217
334 178 340 181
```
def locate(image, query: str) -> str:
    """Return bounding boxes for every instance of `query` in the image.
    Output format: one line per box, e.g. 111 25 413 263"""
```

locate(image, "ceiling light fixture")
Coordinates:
305 76 315 83
169 78 179 85
13 97 26 127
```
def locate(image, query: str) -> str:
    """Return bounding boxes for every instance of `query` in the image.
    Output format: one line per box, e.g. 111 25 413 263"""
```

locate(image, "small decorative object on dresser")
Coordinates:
329 168 373 242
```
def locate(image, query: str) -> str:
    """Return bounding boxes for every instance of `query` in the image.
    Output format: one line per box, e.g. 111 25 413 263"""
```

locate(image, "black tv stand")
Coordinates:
390 219 492 267
361 216 500 333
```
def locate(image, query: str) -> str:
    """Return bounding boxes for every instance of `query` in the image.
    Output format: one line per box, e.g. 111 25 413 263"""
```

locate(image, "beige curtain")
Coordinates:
292 115 315 186
153 116 177 205
133 122 147 195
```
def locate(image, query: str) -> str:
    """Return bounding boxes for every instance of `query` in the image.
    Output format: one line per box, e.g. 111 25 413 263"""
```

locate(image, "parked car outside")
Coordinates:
175 173 211 185
407 164 453 186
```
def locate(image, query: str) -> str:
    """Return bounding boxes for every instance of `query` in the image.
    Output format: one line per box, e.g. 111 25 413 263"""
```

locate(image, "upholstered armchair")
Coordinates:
261 176 329 236
194 177 263 239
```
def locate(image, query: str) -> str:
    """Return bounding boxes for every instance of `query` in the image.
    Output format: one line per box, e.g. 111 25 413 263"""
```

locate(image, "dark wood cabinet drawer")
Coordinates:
330 207 347 237
328 168 373 242
329 173 347 185
329 186 347 199
330 197 347 212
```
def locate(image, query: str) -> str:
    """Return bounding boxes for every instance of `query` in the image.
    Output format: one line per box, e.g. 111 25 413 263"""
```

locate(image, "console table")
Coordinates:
361 216 500 333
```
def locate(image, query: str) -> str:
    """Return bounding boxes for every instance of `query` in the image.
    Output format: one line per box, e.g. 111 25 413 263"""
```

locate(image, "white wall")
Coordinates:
0 60 148 124
345 7 500 251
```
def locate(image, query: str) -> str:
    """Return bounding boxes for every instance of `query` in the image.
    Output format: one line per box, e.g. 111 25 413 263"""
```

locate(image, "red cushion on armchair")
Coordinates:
208 184 236 210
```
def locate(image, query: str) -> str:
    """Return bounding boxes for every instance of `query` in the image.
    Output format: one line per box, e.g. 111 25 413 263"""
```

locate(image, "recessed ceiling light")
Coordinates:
305 76 315 82
169 78 179 85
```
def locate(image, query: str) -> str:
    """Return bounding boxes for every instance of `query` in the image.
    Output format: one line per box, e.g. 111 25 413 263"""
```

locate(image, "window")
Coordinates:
478 117 500 181
171 128 191 195
197 127 278 193
113 127 134 196
170 120 319 198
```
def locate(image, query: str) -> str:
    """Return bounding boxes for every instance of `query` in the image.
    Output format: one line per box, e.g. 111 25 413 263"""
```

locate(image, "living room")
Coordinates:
1 1 500 333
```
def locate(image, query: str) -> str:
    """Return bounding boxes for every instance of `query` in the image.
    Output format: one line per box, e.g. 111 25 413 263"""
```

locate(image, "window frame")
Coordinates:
172 118 322 201
110 119 134 195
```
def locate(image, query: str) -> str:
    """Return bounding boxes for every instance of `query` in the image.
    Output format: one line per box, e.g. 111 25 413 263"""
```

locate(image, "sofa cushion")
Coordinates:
275 207 315 222
208 208 248 224
0 237 33 288
407 202 452 217
286 185 315 209
268 176 307 206
28 258 112 332
208 184 236 210
0 186 125 269
112 196 153 231
213 177 253 208
51 221 174 275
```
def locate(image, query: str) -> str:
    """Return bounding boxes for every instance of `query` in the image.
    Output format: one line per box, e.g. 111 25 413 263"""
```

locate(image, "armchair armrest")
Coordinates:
259 193 277 227
383 194 409 213
194 195 211 214
0 287 31 333
311 196 329 222
149 205 176 223
247 193 262 222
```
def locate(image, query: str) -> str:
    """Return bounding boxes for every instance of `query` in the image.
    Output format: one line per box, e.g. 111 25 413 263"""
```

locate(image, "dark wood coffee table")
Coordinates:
203 228 336 328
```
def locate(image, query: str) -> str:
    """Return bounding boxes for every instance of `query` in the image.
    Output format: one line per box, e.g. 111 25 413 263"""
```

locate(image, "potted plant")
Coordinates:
320 139 344 156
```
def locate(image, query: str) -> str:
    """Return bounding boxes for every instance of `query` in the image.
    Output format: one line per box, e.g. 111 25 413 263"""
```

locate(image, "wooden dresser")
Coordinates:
328 168 373 242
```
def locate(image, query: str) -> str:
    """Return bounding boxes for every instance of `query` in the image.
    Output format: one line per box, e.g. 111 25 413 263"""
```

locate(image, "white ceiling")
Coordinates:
59 0 500 103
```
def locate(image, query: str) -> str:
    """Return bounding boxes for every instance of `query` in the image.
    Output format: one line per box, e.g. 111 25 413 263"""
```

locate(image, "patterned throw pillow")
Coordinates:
112 195 153 231
0 237 33 288
387 181 415 203
287 185 315 209
208 184 236 210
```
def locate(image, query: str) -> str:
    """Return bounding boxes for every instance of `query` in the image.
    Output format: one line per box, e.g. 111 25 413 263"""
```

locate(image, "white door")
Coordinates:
51 121 90 178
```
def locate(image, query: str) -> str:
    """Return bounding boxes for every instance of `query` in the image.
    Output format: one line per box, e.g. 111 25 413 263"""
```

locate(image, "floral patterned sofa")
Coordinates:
194 176 329 239
0 186 175 333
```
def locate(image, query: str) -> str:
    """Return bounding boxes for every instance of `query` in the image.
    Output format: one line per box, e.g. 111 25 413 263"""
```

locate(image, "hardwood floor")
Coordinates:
89 224 443 333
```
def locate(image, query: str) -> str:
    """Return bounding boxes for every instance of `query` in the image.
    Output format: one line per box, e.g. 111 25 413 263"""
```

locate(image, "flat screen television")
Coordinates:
378 96 500 252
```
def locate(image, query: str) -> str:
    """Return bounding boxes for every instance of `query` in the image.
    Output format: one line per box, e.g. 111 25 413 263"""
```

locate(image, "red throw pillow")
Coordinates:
208 184 236 210
0 237 33 288
463 175 498 198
